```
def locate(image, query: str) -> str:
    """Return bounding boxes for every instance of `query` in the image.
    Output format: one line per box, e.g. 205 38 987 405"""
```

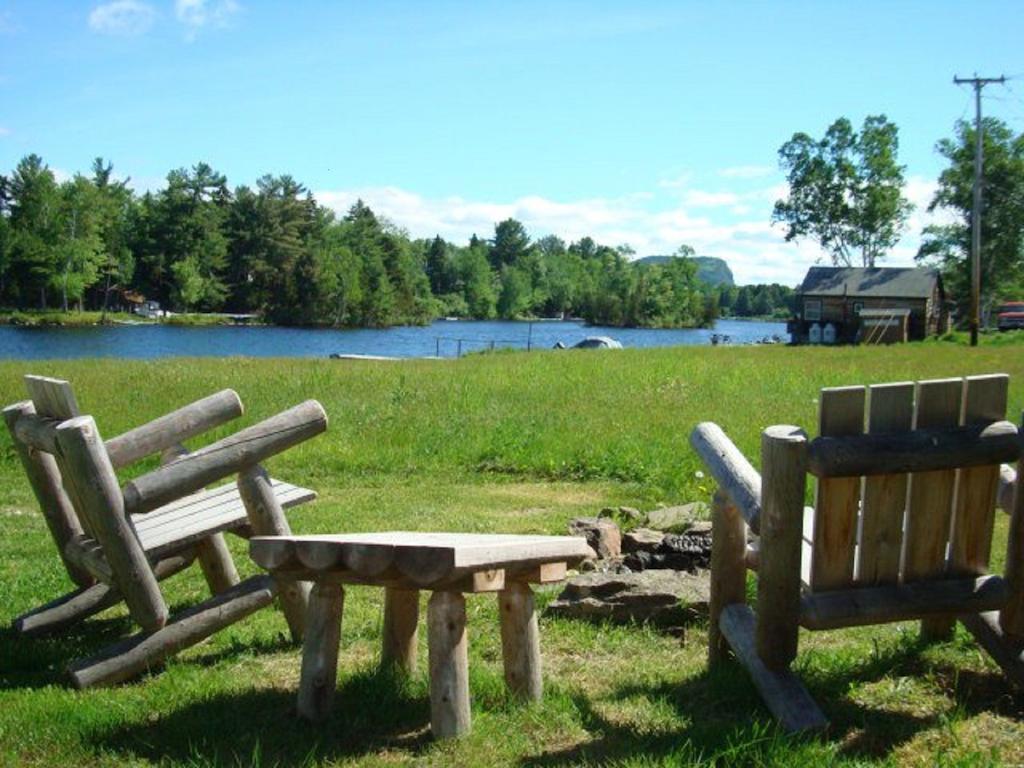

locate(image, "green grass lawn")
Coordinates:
2 344 1024 766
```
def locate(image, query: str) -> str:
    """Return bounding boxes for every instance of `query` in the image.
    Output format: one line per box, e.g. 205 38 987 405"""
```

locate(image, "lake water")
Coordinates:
0 318 788 360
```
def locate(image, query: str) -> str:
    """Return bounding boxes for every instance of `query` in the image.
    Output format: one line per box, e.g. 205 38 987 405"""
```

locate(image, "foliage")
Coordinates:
916 118 1024 320
0 154 722 328
773 115 912 267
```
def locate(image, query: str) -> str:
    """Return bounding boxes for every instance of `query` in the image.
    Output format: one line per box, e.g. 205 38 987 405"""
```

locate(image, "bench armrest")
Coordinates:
122 400 327 515
105 390 244 468
690 421 763 533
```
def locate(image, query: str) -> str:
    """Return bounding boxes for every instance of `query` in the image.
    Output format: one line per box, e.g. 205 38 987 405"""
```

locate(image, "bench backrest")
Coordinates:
807 374 1010 592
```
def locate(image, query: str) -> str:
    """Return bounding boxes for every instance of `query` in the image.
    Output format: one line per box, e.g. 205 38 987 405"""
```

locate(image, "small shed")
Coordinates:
789 266 949 345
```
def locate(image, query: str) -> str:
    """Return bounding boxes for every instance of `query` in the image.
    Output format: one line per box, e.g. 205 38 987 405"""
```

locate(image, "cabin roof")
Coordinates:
799 267 941 299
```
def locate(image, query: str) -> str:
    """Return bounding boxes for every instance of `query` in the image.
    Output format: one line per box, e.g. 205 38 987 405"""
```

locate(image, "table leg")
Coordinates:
427 590 470 738
382 588 419 674
297 582 345 723
498 581 542 700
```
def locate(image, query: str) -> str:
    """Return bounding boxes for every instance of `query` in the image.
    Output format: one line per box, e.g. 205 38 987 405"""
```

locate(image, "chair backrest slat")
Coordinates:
857 381 914 586
24 375 80 420
949 374 1009 576
902 378 963 583
809 386 865 590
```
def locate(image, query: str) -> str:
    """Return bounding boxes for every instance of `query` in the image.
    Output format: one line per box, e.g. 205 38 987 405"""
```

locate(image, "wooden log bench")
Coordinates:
250 532 594 739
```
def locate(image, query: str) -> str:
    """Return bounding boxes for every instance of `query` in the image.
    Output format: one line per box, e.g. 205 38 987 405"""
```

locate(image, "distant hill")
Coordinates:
634 255 735 287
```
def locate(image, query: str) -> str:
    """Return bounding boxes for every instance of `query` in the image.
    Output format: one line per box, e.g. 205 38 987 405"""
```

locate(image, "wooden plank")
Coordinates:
136 480 314 557
24 375 80 419
63 535 115 584
104 389 243 468
949 374 1008 576
690 422 763 532
12 412 62 454
719 604 828 732
810 386 865 591
509 562 567 584
756 425 808 671
67 575 277 688
427 590 471 739
858 382 914 585
253 532 592 580
297 583 345 722
710 489 747 665
904 378 964 583
123 400 328 515
800 575 1009 630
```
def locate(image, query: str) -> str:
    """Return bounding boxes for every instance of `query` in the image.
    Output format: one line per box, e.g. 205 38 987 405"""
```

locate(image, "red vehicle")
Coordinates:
997 302 1024 331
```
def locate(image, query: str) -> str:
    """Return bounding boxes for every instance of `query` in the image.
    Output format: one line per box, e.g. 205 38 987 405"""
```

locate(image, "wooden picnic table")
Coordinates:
249 531 593 738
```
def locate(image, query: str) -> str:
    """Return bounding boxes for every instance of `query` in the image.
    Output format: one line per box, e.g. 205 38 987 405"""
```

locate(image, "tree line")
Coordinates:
0 155 735 328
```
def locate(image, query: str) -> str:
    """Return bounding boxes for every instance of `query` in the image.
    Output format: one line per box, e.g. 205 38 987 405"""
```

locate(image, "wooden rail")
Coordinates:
689 422 763 533
123 400 327 516
105 389 243 468
807 420 1020 478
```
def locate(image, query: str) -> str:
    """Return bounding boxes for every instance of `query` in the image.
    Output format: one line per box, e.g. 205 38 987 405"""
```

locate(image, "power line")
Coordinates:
953 73 1006 347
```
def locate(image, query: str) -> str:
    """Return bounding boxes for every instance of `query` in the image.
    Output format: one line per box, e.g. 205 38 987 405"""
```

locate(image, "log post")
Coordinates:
709 489 747 665
756 425 808 671
195 535 241 595
498 581 542 700
382 588 419 674
238 463 310 641
54 416 168 632
4 402 93 587
159 443 241 596
297 582 345 722
427 590 471 739
1001 449 1024 639
68 575 277 688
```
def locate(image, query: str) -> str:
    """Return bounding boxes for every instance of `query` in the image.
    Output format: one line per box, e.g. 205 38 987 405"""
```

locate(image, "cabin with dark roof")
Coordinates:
789 266 949 344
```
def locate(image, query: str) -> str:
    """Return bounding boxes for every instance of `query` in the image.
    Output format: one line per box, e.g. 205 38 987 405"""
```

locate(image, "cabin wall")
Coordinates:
791 294 930 344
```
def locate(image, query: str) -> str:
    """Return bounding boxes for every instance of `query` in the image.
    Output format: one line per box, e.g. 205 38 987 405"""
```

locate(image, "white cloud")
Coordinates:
683 190 740 208
175 0 239 39
314 184 841 285
719 165 774 179
88 1 156 36
0 126 10 138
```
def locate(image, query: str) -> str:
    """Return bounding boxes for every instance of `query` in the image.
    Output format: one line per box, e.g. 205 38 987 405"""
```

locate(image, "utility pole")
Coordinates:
954 73 1005 346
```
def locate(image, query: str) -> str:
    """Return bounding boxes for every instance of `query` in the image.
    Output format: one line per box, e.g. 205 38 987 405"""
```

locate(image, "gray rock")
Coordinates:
622 527 665 554
644 502 709 533
546 569 710 627
568 517 622 559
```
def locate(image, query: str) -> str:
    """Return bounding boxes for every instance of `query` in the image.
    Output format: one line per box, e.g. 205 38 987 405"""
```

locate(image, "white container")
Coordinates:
823 323 837 345
808 323 822 345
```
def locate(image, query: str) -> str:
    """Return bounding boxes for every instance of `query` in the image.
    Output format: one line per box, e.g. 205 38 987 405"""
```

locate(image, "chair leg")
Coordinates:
709 490 747 666
238 464 310 641
961 611 1024 689
67 575 277 689
13 583 120 637
195 533 241 595
719 604 827 733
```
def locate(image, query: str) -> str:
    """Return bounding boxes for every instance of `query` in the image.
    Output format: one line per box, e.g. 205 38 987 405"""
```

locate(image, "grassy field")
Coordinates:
1 343 1023 766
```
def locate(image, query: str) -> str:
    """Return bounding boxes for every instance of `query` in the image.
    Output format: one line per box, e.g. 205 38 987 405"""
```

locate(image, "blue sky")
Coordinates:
1 1 1022 284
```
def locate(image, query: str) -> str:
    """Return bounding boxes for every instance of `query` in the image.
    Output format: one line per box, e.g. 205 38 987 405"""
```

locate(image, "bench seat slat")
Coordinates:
136 478 315 557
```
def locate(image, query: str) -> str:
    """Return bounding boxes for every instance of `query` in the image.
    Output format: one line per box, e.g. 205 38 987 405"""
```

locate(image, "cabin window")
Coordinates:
804 299 822 321
853 301 864 315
